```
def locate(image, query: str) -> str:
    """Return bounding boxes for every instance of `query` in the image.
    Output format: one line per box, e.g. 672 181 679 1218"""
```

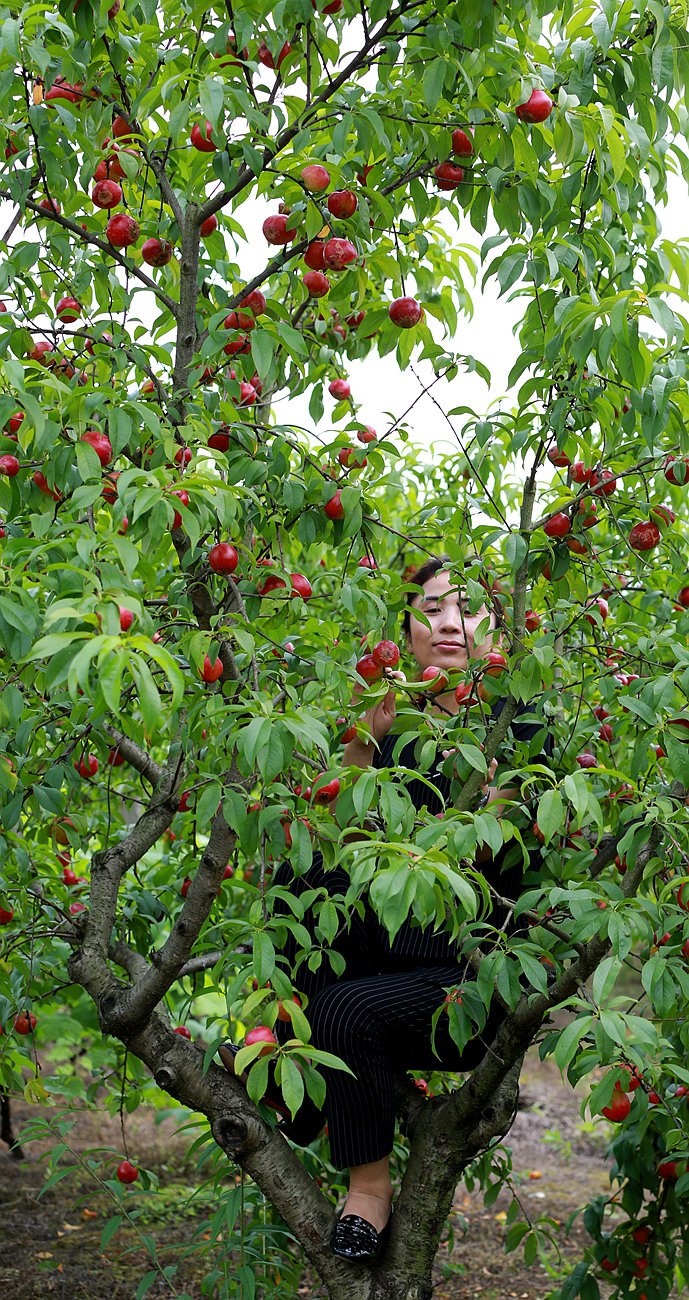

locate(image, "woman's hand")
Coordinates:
357 669 406 744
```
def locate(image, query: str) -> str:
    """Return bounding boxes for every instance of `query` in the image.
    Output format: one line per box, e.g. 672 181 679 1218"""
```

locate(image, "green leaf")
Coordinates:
536 788 564 844
421 58 446 112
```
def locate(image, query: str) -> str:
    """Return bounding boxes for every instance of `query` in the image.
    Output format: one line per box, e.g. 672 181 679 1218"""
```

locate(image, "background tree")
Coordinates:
1 1 689 1298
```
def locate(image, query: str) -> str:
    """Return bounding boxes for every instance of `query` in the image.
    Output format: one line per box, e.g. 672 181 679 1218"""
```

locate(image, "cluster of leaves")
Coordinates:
2 0 689 1295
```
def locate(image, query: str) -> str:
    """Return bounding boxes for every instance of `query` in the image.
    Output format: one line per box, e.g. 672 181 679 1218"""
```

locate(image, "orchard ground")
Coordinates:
1 1046 624 1300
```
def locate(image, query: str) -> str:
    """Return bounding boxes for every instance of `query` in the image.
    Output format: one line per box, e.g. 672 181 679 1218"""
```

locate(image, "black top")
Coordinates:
370 700 554 965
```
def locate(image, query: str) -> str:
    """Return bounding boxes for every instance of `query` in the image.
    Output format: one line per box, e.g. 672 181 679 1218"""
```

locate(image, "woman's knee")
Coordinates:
307 982 379 1057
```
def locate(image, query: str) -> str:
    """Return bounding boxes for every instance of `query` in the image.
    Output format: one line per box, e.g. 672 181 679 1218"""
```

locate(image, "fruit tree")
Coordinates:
1 1 689 1298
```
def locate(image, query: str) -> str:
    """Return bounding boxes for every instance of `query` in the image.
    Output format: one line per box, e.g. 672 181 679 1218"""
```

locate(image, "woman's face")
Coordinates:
406 570 498 674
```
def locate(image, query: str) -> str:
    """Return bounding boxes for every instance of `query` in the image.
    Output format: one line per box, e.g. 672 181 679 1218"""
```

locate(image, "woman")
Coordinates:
221 558 553 1262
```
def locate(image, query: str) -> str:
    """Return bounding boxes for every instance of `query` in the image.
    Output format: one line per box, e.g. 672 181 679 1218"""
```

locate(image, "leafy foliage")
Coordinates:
1 0 689 1296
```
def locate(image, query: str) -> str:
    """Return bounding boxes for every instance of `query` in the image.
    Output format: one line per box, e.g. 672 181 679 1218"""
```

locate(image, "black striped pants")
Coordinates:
272 855 501 1169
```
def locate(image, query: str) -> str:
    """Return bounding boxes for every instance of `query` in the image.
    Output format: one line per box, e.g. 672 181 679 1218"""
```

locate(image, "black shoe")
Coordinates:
330 1207 393 1263
218 1041 325 1143
218 1041 290 1120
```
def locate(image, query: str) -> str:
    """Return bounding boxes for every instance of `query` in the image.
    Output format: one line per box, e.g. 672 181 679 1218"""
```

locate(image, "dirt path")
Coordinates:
0 1051 616 1299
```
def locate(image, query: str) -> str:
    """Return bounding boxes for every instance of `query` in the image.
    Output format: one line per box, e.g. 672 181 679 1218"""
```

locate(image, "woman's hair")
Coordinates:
401 557 448 637
401 555 501 638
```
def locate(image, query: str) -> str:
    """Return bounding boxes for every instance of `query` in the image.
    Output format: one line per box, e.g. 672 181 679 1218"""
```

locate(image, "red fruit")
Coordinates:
616 1062 641 1089
108 748 125 766
258 38 292 69
244 1026 277 1056
532 821 546 845
116 1160 139 1184
304 240 326 270
584 597 608 625
191 120 217 152
258 573 287 596
547 448 571 467
301 163 330 192
290 573 312 600
303 270 330 298
342 722 357 743
629 520 660 552
655 745 666 760
322 237 357 270
45 77 83 104
14 1012 37 1034
142 238 173 267
357 425 377 444
482 651 508 676
566 537 588 556
389 296 422 328
324 490 345 520
338 446 366 469
238 382 256 406
106 213 141 247
0 455 19 477
421 665 449 693
209 542 239 574
356 653 384 683
30 340 54 364
345 310 365 330
544 512 570 538
7 411 23 434
311 777 340 804
69 901 87 916
434 161 464 190
33 470 61 500
81 429 112 467
633 1226 651 1245
516 89 554 123
633 1259 648 1277
599 723 613 741
0 906 14 924
200 214 218 237
650 503 675 526
239 289 266 319
37 197 61 216
91 178 122 209
119 605 134 632
75 755 99 778
329 377 350 400
223 335 251 357
576 752 597 769
174 1025 192 1038
600 1258 618 1273
263 214 297 245
200 655 223 683
451 126 474 157
181 877 191 897
663 454 689 485
590 468 617 497
372 640 399 668
358 556 376 569
102 471 121 502
55 295 81 323
112 115 134 139
525 610 541 632
657 1159 678 1180
570 461 592 484
224 309 255 331
678 587 689 608
601 1083 631 1122
454 682 475 706
327 189 357 218
208 428 230 452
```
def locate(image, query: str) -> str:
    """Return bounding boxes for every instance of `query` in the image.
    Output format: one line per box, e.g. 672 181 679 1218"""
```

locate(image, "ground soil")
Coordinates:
0 1049 619 1300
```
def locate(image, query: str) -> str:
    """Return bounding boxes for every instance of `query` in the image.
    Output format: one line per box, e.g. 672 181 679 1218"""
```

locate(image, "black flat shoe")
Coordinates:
218 1042 325 1143
330 1207 393 1263
218 1041 291 1119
